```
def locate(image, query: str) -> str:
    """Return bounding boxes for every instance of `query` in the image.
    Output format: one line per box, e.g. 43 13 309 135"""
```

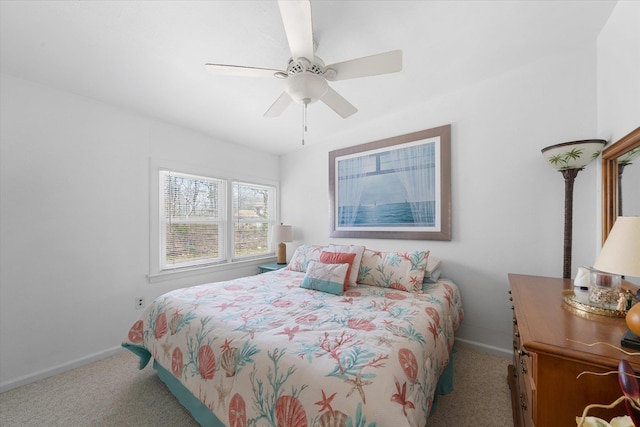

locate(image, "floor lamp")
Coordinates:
541 139 606 279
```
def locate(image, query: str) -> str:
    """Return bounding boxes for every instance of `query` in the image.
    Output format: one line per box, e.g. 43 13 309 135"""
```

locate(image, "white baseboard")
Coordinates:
454 337 512 359
0 346 125 393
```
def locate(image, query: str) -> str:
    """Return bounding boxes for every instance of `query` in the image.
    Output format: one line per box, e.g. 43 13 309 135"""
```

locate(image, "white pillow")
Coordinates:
325 244 365 287
424 256 442 279
300 261 349 295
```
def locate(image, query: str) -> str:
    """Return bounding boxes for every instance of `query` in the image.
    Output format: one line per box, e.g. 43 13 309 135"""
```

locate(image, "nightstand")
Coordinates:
258 263 287 274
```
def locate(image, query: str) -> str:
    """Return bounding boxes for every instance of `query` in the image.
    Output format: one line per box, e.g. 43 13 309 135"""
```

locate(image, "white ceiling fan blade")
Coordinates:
320 86 358 118
264 92 293 118
278 0 314 63
325 50 402 81
205 63 283 78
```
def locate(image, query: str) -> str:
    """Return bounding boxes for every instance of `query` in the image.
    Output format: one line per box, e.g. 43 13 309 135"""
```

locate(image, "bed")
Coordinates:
123 245 463 427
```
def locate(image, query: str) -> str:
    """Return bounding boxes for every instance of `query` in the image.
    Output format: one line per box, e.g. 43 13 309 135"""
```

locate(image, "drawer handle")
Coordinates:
517 349 529 357
514 332 520 338
520 393 527 411
520 358 528 374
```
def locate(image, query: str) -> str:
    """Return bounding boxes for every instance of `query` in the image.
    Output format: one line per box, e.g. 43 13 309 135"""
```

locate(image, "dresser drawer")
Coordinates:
519 353 535 427
510 297 535 427
513 317 520 364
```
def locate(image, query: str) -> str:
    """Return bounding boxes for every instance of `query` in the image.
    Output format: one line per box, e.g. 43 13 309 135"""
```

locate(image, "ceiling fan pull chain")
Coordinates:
302 100 309 146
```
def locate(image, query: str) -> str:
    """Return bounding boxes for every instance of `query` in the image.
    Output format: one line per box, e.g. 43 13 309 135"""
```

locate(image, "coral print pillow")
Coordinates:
285 244 325 272
300 261 349 295
358 249 430 292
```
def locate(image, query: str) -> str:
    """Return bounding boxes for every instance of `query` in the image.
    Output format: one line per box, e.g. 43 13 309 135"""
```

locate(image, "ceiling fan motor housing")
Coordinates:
284 58 328 104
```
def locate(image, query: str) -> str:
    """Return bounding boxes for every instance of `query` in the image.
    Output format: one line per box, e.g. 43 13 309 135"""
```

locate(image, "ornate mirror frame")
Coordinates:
602 126 640 243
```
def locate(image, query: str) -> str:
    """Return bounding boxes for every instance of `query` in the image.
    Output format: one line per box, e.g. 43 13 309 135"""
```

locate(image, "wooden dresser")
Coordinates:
508 273 640 427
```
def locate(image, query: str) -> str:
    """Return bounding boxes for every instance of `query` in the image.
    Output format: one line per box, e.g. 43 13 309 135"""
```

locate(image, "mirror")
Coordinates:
602 126 640 243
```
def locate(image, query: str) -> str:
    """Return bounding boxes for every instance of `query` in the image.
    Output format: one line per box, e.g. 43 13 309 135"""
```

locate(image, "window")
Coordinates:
232 181 276 259
154 168 278 276
161 171 226 270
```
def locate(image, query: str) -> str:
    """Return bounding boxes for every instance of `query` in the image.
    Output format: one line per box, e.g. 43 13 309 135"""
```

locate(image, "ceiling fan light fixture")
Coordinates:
284 71 328 104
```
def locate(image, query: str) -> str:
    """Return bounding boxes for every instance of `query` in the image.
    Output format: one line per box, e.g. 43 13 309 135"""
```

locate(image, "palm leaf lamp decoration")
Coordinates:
542 139 606 279
617 147 640 216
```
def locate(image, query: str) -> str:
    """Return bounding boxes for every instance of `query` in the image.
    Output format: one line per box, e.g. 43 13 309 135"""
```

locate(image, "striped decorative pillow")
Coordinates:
324 244 365 287
319 251 356 291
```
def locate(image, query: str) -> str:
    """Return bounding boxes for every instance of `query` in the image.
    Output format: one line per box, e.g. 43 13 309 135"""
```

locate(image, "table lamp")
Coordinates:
273 223 293 264
592 216 640 349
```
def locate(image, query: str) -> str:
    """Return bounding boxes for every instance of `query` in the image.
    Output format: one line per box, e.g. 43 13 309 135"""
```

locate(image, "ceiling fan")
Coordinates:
204 0 402 121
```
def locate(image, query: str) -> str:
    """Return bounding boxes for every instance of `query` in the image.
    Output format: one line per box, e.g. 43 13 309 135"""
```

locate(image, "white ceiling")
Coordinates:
0 0 616 155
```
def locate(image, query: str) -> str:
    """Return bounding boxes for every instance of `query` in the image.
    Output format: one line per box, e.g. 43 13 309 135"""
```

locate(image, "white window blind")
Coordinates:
232 181 276 259
160 171 226 270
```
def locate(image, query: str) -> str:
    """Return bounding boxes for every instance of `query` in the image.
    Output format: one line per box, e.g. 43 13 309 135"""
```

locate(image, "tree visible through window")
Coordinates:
233 182 275 259
161 171 225 269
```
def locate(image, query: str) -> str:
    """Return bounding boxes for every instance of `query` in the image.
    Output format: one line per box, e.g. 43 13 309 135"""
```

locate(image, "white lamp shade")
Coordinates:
593 216 640 277
273 225 293 243
541 139 606 170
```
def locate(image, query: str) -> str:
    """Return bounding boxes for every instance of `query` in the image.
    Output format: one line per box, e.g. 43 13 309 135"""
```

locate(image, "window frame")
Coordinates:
160 170 227 271
148 159 279 282
231 180 277 262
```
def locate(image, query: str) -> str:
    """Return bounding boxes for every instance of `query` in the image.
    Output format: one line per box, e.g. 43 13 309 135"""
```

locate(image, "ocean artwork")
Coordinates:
336 141 438 229
338 201 436 227
329 125 451 240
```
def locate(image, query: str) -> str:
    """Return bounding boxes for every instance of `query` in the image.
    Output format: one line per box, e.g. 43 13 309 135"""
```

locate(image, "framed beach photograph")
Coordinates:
329 125 451 240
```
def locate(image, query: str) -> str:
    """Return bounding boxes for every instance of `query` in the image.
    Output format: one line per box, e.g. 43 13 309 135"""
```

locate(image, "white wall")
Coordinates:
281 43 601 354
0 74 279 390
596 0 640 284
597 0 640 142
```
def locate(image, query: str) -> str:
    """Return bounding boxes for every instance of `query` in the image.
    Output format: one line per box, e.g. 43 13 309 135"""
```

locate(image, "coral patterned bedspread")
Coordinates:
123 269 463 427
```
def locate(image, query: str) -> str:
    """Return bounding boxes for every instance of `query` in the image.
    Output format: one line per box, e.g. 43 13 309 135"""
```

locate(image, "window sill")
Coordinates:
148 256 277 284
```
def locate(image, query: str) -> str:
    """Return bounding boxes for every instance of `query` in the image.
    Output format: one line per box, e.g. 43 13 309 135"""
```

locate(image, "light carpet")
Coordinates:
0 343 512 426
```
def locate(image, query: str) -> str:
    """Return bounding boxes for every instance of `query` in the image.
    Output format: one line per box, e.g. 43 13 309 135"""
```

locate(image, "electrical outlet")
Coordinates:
135 296 145 310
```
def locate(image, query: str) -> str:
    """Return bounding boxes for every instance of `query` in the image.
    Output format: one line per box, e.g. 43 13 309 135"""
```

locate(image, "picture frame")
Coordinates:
329 124 451 240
